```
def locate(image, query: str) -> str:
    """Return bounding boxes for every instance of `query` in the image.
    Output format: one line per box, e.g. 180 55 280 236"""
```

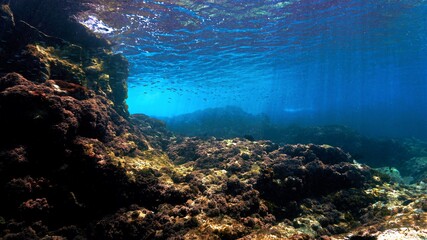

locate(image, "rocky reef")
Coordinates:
165 107 421 174
1 1 426 239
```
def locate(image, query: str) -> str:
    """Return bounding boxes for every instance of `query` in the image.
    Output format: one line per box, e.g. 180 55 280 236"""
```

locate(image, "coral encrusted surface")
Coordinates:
0 1 426 239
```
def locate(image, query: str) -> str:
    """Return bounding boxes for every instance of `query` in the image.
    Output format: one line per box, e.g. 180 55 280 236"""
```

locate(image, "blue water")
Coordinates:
78 0 427 139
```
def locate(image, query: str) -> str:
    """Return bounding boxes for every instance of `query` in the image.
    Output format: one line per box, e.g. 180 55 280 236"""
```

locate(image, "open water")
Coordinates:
79 0 427 139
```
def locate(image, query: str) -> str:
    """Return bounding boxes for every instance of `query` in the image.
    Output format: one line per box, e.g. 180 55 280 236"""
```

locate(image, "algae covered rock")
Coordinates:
0 1 129 117
0 73 150 229
256 144 371 208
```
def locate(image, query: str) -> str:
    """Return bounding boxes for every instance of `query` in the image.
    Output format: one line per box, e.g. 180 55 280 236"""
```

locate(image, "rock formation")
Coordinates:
0 0 128 117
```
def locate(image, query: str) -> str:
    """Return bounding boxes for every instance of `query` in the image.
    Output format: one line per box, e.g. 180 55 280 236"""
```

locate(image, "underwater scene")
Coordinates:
0 0 427 239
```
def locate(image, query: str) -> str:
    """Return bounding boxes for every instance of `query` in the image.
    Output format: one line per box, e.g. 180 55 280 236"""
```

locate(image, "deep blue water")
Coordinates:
79 0 427 139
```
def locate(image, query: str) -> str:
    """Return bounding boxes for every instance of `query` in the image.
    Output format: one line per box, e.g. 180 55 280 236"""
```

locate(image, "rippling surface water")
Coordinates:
78 0 427 139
